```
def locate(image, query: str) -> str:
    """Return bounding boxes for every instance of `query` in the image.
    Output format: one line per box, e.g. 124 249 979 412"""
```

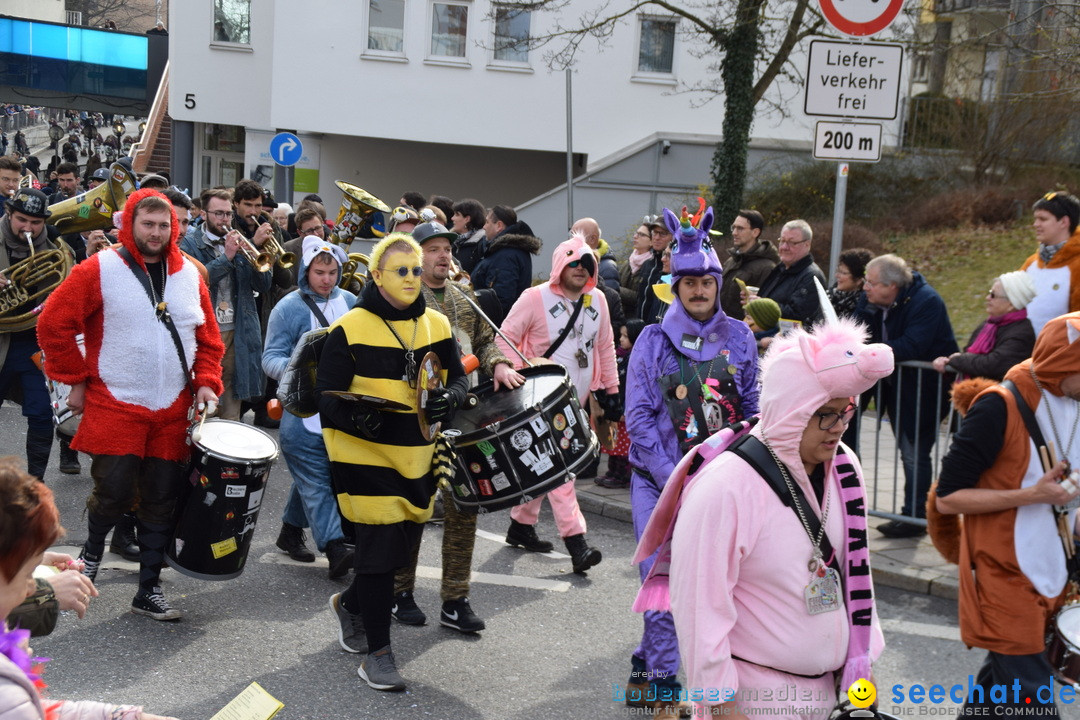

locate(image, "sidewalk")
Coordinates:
575 427 960 601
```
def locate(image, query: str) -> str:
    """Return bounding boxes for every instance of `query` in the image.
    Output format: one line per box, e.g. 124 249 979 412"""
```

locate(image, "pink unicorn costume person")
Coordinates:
634 314 893 719
622 201 759 715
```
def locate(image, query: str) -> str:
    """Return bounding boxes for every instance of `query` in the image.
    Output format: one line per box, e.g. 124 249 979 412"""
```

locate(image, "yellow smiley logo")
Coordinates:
847 678 876 708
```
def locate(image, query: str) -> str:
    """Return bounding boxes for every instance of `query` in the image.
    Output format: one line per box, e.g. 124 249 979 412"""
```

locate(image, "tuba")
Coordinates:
47 163 136 235
339 252 370 290
331 181 390 247
0 231 75 333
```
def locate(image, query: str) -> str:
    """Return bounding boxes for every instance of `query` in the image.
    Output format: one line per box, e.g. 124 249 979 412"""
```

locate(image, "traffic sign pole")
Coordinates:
829 163 849 282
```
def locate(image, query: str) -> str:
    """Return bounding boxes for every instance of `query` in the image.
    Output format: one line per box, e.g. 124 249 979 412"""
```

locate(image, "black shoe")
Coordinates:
427 494 445 524
391 590 427 626
109 514 140 562
594 474 630 489
132 586 182 621
877 519 927 538
505 520 554 553
276 523 316 562
325 538 354 580
440 597 486 633
253 411 280 429
564 534 602 574
58 436 81 475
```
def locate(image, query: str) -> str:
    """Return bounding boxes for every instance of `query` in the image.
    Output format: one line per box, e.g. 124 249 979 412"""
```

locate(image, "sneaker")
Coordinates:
78 549 101 583
391 590 427 626
131 586 182 621
276 523 316 562
328 592 367 654
440 597 486 633
358 646 406 691
505 519 554 553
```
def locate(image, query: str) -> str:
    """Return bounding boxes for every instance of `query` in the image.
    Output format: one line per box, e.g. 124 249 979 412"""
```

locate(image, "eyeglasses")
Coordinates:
633 231 651 239
567 260 585 268
300 225 325 235
389 266 423 278
814 402 857 430
207 210 234 219
777 237 808 248
730 224 750 233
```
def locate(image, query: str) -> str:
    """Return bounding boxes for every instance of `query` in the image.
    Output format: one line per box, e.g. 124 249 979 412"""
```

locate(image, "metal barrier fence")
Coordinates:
854 360 957 528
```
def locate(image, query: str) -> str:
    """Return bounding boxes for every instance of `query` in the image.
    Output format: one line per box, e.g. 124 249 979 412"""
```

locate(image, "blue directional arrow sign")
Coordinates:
269 132 303 167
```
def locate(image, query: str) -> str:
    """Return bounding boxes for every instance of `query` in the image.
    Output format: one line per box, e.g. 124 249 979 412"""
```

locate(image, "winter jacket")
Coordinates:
469 222 542 314
757 254 826 326
618 253 650 319
946 316 1035 382
722 239 779 289
595 238 620 291
453 228 486 275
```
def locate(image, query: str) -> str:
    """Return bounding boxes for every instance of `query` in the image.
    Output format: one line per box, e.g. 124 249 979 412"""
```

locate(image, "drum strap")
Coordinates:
301 294 331 328
116 246 196 397
542 297 584 359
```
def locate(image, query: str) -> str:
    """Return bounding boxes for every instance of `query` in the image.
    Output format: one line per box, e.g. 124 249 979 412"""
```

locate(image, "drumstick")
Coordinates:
448 283 534 368
1041 445 1053 474
191 406 208 444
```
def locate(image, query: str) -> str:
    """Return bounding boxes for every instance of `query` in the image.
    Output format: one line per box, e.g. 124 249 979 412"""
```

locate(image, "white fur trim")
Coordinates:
97 251 205 410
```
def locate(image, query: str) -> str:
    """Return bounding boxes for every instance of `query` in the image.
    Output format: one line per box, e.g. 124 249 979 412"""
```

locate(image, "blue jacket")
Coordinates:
469 222 542 313
180 230 272 401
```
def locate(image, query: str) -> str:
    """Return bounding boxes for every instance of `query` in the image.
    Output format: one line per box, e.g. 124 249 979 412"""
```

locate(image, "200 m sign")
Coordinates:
813 121 882 163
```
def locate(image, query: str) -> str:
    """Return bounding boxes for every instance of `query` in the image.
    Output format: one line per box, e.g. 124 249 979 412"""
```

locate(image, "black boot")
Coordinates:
564 534 602 574
58 434 81 475
109 513 140 561
25 429 53 481
505 519 554 553
325 538 354 580
276 523 316 562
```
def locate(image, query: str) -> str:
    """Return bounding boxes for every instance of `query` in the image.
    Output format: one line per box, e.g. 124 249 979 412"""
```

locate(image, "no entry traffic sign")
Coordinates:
818 0 904 36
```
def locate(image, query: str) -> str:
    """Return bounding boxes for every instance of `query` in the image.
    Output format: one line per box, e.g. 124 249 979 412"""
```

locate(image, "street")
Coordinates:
2 403 1077 719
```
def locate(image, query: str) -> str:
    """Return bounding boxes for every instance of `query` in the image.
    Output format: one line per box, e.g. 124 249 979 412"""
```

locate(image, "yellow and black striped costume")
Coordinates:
316 285 466 527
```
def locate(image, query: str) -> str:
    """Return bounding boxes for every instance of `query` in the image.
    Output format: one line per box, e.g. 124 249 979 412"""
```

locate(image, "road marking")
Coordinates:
414 565 571 592
474 529 570 559
880 618 961 642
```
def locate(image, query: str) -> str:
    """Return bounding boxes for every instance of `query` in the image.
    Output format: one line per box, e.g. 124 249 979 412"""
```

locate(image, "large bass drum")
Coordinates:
166 420 279 580
443 365 598 514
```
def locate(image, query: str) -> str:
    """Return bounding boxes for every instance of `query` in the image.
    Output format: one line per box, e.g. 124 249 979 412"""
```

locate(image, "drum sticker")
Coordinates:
559 437 570 450
248 488 264 511
585 305 599 321
222 467 239 480
225 485 245 498
211 537 238 559
563 405 577 426
519 449 538 468
478 440 496 456
549 302 566 318
478 477 494 496
203 492 217 506
510 429 533 452
530 417 549 436
225 511 235 521
455 483 473 498
563 428 574 439
469 462 482 474
553 414 567 431
174 538 185 555
199 475 210 488
532 453 555 474
491 472 511 491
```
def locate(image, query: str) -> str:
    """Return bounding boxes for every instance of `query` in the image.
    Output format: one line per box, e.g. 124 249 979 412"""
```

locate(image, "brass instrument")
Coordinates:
247 214 296 269
233 232 273 273
448 256 470 285
47 163 136 235
0 233 75 333
18 174 32 190
339 252 370 289
332 181 391 246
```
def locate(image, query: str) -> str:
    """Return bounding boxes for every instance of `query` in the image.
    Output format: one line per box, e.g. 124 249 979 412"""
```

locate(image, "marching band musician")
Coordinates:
0 156 21 206
495 235 619 573
262 237 357 578
180 187 270 424
316 232 468 692
1 188 62 481
37 188 224 621
390 221 525 634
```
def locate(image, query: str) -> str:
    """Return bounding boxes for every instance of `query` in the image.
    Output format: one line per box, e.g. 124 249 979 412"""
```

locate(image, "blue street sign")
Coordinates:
269 132 303 167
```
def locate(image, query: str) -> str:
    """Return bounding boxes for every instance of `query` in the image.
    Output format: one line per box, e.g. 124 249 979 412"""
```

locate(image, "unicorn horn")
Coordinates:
814 277 839 326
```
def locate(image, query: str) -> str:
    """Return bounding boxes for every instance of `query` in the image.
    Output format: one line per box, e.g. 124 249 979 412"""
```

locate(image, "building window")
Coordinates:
431 2 468 58
368 0 405 53
638 18 675 74
493 7 530 63
214 0 250 44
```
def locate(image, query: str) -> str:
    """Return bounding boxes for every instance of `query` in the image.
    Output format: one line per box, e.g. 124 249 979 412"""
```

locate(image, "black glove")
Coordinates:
426 386 459 425
593 390 623 422
350 407 382 439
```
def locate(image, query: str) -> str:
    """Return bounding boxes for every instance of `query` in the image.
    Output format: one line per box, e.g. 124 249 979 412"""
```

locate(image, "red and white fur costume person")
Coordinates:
37 188 224 461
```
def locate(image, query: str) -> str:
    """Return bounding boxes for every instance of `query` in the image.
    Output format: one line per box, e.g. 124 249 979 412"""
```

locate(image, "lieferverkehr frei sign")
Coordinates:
804 39 903 120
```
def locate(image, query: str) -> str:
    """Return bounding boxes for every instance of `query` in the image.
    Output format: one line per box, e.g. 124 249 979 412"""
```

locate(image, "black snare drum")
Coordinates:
167 420 279 580
443 365 598 514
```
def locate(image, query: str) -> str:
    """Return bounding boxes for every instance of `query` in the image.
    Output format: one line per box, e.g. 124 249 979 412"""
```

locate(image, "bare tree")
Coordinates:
72 0 165 33
492 0 828 228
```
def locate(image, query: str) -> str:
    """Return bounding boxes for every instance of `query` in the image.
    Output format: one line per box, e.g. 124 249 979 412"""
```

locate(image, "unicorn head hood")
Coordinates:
659 199 731 361
548 235 598 297
755 317 893 483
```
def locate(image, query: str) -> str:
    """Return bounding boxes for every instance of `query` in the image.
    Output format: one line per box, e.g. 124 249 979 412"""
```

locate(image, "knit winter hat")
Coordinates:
997 270 1036 309
745 298 781 330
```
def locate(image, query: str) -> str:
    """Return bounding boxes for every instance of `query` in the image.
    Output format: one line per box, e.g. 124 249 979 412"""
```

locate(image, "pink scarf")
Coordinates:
967 308 1027 355
632 422 873 690
629 249 651 275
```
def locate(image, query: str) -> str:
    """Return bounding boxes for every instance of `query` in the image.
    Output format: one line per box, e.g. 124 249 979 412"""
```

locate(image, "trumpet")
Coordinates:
231 231 273 273
247 215 296 269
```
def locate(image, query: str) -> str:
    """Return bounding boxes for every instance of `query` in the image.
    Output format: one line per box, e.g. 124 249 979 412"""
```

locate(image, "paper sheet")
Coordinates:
210 682 283 720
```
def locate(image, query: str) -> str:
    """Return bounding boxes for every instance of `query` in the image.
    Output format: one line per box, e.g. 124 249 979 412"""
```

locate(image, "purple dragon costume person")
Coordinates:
621 199 760 712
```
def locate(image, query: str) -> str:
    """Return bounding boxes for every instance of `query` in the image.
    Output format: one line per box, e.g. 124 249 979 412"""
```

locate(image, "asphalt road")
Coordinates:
2 403 1078 719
